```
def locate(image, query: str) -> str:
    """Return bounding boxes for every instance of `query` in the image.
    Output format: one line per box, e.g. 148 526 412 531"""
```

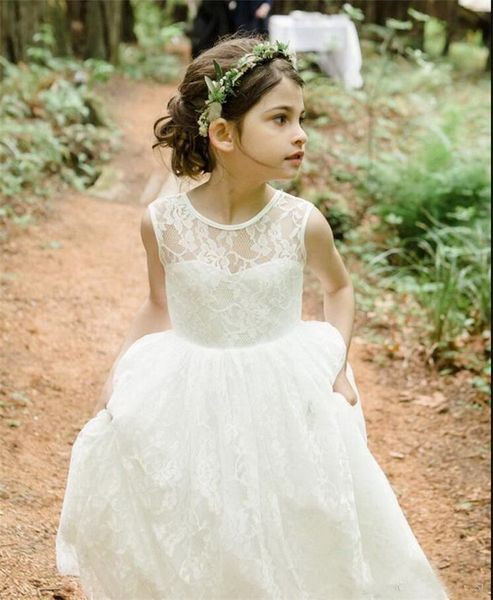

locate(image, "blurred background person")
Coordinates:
188 0 231 60
188 0 272 59
230 0 273 36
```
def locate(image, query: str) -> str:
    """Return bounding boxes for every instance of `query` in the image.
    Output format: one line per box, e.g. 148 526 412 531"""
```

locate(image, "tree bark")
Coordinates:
84 0 107 60
48 0 72 57
101 0 123 64
0 0 47 63
1 0 134 66
122 0 137 43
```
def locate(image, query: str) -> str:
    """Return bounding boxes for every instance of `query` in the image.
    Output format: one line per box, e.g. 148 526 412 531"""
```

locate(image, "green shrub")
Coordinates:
0 25 120 224
118 45 182 83
365 218 491 360
303 77 358 123
0 120 66 198
119 0 185 83
449 39 490 73
364 115 490 248
408 220 490 342
310 190 356 240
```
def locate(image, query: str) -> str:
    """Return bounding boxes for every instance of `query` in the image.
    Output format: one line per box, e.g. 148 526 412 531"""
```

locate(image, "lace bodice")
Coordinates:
148 189 315 348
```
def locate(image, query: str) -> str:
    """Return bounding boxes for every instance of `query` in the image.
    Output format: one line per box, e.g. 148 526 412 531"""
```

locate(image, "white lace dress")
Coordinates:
56 189 450 600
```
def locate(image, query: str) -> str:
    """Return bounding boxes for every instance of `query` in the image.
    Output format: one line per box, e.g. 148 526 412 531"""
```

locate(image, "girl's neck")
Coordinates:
189 172 276 222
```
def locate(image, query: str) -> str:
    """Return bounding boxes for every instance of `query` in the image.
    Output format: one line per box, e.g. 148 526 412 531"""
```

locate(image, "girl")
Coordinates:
56 34 450 599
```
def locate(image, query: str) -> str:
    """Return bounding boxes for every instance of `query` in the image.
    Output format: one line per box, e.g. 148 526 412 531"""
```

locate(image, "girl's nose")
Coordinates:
293 124 308 145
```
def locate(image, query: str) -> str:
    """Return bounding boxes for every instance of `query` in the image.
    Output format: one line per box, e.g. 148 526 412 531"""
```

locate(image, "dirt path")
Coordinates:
0 75 490 599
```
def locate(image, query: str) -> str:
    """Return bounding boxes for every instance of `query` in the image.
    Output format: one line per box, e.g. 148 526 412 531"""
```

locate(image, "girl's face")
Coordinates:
231 76 308 181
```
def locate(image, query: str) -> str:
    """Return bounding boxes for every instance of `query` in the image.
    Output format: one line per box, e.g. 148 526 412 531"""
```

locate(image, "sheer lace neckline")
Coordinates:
183 188 282 230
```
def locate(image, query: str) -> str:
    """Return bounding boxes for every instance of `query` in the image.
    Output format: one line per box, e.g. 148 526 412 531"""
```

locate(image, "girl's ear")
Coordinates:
208 118 235 153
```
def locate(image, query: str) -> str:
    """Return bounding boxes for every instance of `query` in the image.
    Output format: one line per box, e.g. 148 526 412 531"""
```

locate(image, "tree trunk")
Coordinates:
66 0 131 64
442 0 458 55
84 0 107 60
0 0 47 63
48 0 72 57
101 0 123 64
122 0 137 43
1 0 134 67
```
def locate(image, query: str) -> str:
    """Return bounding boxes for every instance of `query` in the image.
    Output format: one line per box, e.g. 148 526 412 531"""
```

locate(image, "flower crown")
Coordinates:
197 40 297 138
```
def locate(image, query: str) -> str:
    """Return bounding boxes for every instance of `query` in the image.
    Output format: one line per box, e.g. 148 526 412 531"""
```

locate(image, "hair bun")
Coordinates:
153 94 209 177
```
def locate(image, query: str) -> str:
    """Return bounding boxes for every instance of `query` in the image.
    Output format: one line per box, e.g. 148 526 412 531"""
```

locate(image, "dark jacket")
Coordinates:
189 0 232 59
230 0 273 35
189 0 273 58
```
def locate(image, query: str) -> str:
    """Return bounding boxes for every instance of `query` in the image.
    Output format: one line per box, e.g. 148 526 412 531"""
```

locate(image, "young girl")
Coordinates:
56 35 450 600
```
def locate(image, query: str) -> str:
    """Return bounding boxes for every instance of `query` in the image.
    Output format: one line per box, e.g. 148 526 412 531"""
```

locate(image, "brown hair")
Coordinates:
152 33 304 179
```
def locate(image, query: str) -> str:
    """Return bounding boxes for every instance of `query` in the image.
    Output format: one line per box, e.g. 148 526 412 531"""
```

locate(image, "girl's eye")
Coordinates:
274 115 306 125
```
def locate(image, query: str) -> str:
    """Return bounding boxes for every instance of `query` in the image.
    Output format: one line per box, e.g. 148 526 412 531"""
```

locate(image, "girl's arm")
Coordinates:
91 208 171 416
304 205 357 405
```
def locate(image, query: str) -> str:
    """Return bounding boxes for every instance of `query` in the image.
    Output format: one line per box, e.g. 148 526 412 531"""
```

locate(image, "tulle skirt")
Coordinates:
56 320 450 599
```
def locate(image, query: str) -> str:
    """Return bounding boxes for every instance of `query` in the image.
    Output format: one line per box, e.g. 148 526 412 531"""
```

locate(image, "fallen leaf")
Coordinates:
398 390 414 402
389 451 406 459
413 392 448 410
0 483 9 499
10 391 31 406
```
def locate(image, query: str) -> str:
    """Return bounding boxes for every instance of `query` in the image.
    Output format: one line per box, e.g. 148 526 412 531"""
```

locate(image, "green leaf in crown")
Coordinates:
204 75 216 94
213 60 224 80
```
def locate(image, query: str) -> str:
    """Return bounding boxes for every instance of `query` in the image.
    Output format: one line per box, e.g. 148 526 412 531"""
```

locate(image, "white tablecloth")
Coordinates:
269 12 363 89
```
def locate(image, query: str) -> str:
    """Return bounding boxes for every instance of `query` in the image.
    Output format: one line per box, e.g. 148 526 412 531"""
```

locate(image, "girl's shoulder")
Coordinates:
145 192 190 240
148 191 187 210
146 190 188 218
273 189 319 224
276 189 315 209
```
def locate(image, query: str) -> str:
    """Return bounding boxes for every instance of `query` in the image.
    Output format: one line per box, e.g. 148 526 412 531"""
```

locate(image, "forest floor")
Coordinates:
0 74 490 600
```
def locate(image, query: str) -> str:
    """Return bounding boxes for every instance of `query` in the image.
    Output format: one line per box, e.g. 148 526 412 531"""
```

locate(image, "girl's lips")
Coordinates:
285 154 304 165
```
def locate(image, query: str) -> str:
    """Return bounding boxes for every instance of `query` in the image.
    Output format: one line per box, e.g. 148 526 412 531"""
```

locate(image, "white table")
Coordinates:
269 12 363 89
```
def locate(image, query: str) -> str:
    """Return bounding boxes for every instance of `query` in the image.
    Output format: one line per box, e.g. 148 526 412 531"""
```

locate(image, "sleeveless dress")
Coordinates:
56 189 450 600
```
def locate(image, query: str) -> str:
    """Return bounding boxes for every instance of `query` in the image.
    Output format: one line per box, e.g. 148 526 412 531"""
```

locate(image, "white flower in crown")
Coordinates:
237 54 259 69
197 41 297 138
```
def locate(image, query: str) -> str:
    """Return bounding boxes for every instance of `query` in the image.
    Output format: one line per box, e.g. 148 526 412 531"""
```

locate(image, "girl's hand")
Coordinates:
255 2 271 19
333 370 358 406
91 375 113 418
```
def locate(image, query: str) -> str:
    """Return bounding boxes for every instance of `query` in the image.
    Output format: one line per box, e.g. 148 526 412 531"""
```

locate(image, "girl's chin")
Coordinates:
271 171 296 181
276 163 301 178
